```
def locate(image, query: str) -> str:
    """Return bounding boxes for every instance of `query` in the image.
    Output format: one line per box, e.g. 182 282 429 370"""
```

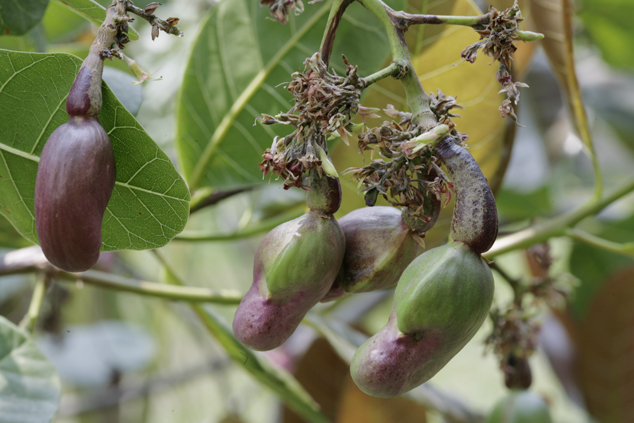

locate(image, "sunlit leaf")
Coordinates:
0 50 190 251
0 315 61 423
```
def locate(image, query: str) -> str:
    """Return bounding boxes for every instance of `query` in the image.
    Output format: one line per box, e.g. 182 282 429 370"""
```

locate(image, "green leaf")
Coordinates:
51 0 139 40
175 0 402 191
0 50 190 252
0 315 61 423
42 1 89 44
579 0 634 70
0 0 49 36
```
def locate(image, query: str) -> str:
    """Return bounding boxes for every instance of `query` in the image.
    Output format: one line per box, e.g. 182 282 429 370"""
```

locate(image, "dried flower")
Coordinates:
260 0 304 24
144 2 161 15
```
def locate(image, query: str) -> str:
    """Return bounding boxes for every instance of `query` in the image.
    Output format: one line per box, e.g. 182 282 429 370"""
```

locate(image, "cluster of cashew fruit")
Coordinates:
233 133 499 398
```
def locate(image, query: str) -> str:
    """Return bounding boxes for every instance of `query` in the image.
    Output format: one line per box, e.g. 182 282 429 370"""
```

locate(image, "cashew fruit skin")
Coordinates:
233 210 345 351
35 116 115 272
436 137 498 253
336 206 421 294
351 241 493 397
395 241 493 336
486 391 553 423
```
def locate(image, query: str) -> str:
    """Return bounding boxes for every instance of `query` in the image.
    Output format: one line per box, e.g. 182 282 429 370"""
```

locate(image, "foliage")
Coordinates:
0 0 633 422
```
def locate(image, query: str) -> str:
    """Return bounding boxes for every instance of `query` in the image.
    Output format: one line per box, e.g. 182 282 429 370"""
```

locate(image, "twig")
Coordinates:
319 0 354 66
123 0 184 38
485 178 634 258
174 209 304 242
0 247 242 304
489 261 523 304
356 0 436 129
566 228 634 259
189 187 254 214
362 61 408 87
19 272 49 333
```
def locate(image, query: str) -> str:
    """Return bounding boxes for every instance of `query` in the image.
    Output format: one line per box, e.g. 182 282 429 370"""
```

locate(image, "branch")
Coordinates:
566 228 634 259
386 9 542 42
124 0 184 38
0 247 242 304
319 0 354 66
189 187 253 214
174 209 304 242
486 178 634 258
362 61 408 87
356 0 437 129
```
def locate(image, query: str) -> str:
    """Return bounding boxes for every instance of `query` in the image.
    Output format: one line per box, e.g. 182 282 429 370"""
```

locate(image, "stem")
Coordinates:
362 61 407 87
19 272 48 333
189 187 253 214
489 262 522 305
390 11 490 29
485 178 634 258
151 250 330 423
0 247 242 304
174 209 304 242
53 269 242 304
356 0 436 128
566 228 634 259
124 1 184 38
319 0 354 66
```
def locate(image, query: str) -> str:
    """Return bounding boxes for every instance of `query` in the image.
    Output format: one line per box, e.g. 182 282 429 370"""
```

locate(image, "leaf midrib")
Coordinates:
0 143 189 203
186 0 332 190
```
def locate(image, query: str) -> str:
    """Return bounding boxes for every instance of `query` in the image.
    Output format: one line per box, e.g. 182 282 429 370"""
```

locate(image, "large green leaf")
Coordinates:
0 50 190 251
0 315 61 423
0 0 49 36
175 0 405 192
51 0 139 39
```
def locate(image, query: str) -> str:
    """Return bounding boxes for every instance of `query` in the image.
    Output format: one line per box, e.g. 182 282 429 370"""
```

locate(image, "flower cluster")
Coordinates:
346 104 456 220
485 243 577 387
259 53 365 189
460 1 528 123
260 0 305 24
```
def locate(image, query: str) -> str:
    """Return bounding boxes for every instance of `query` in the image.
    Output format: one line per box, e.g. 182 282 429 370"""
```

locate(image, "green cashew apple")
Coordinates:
233 210 345 351
350 241 493 397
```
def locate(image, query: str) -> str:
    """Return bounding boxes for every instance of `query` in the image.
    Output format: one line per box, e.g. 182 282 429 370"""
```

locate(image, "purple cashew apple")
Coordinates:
35 42 115 272
350 241 494 397
35 117 115 272
335 206 422 294
435 136 498 253
233 209 345 351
